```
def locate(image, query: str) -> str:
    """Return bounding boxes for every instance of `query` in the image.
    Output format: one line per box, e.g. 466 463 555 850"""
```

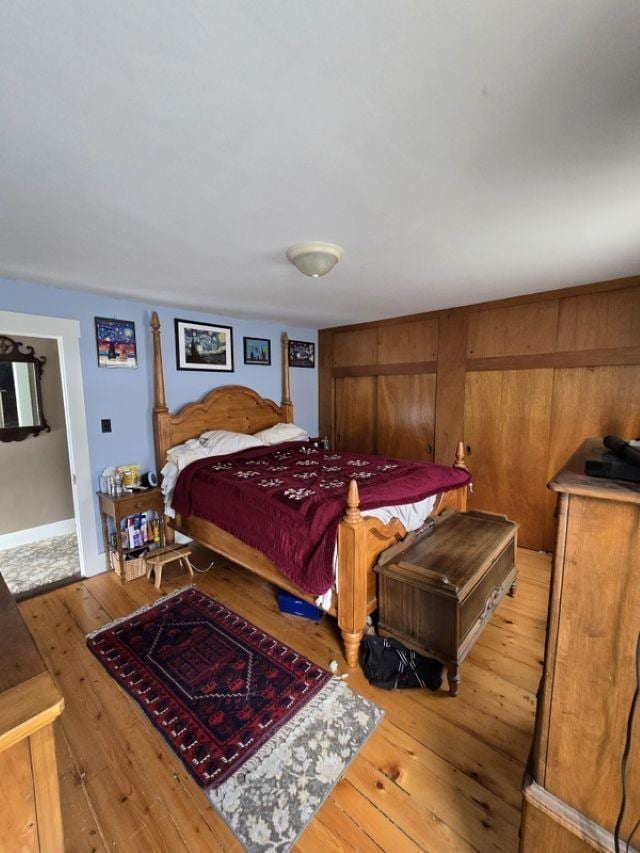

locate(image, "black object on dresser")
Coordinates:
374 510 518 695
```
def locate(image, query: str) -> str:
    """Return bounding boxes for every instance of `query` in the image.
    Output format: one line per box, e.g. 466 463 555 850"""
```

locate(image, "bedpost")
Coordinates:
453 440 469 511
151 312 167 414
345 479 361 522
151 312 174 542
337 479 368 669
454 440 467 470
151 312 171 476
281 332 294 423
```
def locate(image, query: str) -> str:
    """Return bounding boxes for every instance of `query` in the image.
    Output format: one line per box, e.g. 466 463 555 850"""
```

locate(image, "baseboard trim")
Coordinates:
85 552 107 577
0 518 76 551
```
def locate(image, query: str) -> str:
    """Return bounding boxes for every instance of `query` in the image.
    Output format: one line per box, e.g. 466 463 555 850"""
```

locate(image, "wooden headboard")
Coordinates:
151 312 294 473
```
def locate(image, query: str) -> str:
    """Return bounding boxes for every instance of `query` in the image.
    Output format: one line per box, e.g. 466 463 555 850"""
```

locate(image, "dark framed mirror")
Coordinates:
0 335 50 442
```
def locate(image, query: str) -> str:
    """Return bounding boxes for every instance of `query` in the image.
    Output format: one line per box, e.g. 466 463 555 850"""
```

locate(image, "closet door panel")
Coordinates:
377 374 436 460
556 287 640 351
464 369 554 549
377 319 438 364
332 329 378 367
543 365 640 546
334 376 376 453
466 302 559 359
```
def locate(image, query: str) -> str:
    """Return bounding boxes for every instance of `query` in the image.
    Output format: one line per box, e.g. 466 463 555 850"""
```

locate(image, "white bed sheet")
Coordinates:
318 494 438 610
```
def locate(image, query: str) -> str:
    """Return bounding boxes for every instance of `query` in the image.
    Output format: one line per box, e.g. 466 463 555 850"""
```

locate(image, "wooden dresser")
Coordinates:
0 573 64 851
521 439 640 851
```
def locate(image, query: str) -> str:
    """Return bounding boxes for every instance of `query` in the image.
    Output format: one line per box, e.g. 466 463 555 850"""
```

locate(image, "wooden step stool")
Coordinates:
145 546 193 590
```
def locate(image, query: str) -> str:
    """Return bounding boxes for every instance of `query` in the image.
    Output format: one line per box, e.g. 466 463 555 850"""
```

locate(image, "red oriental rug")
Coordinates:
87 587 383 851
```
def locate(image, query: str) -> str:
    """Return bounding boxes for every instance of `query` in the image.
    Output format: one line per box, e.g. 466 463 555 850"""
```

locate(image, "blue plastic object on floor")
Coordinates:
277 591 322 621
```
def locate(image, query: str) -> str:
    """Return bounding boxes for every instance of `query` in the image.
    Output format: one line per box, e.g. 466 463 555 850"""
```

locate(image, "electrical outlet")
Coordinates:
101 418 112 433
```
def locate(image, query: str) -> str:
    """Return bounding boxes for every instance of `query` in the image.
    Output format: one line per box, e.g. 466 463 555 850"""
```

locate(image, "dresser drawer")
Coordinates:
117 493 163 515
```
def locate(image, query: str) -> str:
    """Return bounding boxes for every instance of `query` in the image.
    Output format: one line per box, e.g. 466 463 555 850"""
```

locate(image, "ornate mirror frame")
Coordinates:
0 334 51 442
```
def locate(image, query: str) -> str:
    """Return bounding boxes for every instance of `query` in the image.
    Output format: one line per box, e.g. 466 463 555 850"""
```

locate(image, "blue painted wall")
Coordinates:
0 277 318 546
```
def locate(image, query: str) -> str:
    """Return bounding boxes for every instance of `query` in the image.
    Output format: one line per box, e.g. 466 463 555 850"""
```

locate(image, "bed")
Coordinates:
150 312 471 667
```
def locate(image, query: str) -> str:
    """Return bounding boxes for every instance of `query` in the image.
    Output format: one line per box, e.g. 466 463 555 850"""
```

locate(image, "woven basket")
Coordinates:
110 550 147 583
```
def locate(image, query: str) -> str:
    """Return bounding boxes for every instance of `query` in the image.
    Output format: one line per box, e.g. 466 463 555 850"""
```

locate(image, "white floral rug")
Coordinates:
0 533 81 595
209 677 383 852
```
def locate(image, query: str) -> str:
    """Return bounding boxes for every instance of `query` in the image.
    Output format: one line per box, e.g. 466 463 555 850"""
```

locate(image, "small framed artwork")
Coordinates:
95 318 137 369
288 339 315 368
243 336 271 365
174 318 234 372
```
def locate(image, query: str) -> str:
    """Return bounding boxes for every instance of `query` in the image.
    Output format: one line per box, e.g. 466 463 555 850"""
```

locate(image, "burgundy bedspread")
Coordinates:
172 442 471 595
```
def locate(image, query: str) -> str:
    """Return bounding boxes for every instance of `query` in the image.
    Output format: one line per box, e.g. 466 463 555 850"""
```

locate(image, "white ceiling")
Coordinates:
1 2 640 328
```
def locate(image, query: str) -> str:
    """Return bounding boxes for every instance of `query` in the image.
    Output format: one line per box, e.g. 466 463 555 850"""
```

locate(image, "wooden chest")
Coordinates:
375 510 518 695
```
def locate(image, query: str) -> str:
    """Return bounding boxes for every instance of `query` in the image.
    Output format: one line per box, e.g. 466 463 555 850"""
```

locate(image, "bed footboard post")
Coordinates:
337 479 368 669
454 440 469 512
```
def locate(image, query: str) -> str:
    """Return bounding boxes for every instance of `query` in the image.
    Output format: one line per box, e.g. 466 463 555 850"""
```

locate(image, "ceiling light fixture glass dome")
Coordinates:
286 242 344 277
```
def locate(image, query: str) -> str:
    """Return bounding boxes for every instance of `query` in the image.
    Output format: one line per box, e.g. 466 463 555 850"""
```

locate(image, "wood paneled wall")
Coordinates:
319 276 640 550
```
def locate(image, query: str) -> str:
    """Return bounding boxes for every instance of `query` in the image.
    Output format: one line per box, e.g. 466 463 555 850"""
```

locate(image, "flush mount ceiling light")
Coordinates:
286 242 344 278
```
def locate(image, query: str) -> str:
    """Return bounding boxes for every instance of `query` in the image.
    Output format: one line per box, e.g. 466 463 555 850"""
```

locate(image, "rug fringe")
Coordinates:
212 676 350 789
86 585 194 638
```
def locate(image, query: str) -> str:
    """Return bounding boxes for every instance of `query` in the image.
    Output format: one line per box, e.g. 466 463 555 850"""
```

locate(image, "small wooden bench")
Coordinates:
375 510 518 695
145 545 193 590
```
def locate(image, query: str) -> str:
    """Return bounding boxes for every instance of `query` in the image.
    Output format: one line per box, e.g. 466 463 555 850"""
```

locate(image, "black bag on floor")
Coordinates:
360 635 443 691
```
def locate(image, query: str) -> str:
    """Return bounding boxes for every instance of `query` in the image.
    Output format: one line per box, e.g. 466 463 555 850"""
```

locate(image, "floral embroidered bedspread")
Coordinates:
172 441 471 595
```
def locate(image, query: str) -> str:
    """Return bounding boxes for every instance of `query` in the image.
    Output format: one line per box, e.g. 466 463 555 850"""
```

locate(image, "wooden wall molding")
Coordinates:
466 345 640 372
332 360 437 378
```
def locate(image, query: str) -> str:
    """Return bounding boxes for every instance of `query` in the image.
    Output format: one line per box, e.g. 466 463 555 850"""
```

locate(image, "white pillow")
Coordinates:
166 441 209 472
166 430 263 472
253 423 309 446
167 438 200 456
200 429 264 455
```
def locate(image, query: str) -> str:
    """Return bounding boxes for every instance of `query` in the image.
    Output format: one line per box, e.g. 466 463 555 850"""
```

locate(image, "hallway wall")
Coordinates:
0 335 74 535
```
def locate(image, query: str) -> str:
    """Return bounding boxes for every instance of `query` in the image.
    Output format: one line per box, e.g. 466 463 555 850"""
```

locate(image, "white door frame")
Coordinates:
0 310 101 577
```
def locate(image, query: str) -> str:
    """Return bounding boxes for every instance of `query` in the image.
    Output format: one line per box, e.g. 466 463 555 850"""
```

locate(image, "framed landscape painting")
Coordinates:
288 339 315 368
174 319 234 372
95 318 137 368
243 337 271 365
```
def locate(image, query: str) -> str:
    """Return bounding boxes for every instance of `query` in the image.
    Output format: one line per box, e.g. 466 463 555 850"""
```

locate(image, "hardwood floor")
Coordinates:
19 546 551 852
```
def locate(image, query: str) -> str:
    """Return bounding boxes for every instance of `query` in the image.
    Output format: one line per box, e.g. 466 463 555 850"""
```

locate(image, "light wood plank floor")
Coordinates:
19 546 550 852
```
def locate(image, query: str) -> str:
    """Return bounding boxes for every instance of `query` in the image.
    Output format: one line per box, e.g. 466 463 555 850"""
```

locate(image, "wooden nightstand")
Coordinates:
97 488 166 583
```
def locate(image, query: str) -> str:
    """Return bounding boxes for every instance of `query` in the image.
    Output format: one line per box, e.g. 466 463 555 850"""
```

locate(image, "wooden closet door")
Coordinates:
464 369 554 549
334 376 376 453
542 364 640 547
376 374 436 460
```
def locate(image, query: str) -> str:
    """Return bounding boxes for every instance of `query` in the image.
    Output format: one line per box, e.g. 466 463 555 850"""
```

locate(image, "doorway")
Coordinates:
0 333 80 594
0 311 99 595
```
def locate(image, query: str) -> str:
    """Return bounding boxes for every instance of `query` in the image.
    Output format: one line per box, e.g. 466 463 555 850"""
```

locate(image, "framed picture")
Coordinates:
174 318 234 372
243 336 271 365
95 317 137 369
288 339 315 368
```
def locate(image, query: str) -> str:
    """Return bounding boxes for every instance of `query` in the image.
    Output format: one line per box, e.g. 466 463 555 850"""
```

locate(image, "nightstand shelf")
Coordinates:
97 488 166 583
